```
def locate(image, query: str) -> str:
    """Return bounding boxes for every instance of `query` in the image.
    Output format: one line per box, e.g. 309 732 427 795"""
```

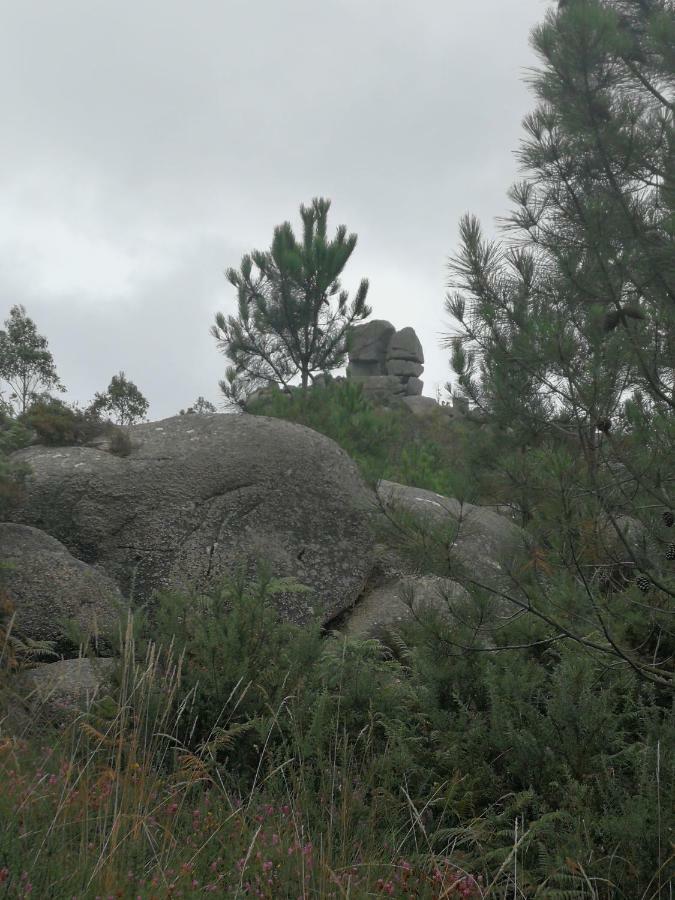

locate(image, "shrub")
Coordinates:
108 426 132 457
247 378 480 497
18 397 106 446
0 410 31 517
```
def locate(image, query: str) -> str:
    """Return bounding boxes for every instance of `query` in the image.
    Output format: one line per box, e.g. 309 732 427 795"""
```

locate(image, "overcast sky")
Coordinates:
0 0 553 420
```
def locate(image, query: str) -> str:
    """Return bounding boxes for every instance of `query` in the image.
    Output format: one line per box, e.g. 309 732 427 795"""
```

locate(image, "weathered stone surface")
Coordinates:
385 359 423 378
402 396 440 418
376 480 530 592
10 658 115 728
8 415 376 626
347 320 395 366
386 327 424 364
347 360 382 378
350 376 408 398
405 377 424 396
597 514 659 570
0 523 125 650
339 575 470 640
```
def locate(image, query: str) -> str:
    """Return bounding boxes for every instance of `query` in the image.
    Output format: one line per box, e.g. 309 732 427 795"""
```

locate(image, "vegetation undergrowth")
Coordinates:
1 568 672 898
246 379 487 502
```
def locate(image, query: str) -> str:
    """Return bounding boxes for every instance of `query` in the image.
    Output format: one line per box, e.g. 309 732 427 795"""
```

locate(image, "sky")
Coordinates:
0 0 554 420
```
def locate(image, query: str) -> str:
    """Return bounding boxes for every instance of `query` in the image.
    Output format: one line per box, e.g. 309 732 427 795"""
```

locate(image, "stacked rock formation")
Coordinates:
346 320 424 403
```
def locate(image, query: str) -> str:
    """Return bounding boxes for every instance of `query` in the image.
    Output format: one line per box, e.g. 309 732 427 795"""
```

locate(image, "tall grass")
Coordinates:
0 602 486 898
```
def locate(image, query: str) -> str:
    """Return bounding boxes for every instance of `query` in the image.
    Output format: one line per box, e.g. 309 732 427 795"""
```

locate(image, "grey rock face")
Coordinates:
376 480 530 592
350 375 408 399
0 523 125 650
10 657 115 728
339 575 470 640
346 360 382 378
345 322 426 406
8 415 376 626
386 327 424 364
385 359 424 378
402 396 440 417
347 320 395 369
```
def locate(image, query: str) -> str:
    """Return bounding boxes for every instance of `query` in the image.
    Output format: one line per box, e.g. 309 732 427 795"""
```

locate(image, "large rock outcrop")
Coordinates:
8 657 115 730
339 575 471 640
8 414 376 625
375 480 531 593
346 320 396 376
347 321 425 401
0 523 125 651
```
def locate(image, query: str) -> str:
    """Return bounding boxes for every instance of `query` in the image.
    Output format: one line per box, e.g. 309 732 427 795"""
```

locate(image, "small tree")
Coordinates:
442 0 674 686
179 396 217 415
0 305 65 414
212 197 371 406
89 371 149 426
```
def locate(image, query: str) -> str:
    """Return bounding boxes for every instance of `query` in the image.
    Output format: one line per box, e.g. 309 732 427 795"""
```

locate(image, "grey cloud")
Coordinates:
0 0 553 420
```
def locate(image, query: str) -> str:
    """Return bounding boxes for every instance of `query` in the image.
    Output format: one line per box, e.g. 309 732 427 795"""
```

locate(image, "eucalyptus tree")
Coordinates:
0 305 65 414
89 371 149 426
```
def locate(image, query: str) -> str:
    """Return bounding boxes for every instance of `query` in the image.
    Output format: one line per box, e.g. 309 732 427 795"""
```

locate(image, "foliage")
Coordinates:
179 395 217 415
18 397 107 446
443 0 674 683
0 410 31 518
1 570 671 897
0 305 65 415
212 197 371 405
89 370 149 426
247 377 482 496
108 426 133 457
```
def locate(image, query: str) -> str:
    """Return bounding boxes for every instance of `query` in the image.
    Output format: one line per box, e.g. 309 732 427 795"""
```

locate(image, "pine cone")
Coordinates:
666 543 675 561
635 574 651 593
602 305 646 333
663 511 674 528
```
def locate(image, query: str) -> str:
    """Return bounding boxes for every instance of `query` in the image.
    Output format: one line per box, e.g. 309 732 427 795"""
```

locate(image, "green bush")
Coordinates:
108 426 132 456
18 397 106 446
142 569 435 811
0 410 31 517
247 379 482 498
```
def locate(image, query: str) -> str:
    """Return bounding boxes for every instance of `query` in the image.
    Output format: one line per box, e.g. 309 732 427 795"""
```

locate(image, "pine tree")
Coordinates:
212 197 371 405
89 371 149 426
443 0 674 685
0 305 65 414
